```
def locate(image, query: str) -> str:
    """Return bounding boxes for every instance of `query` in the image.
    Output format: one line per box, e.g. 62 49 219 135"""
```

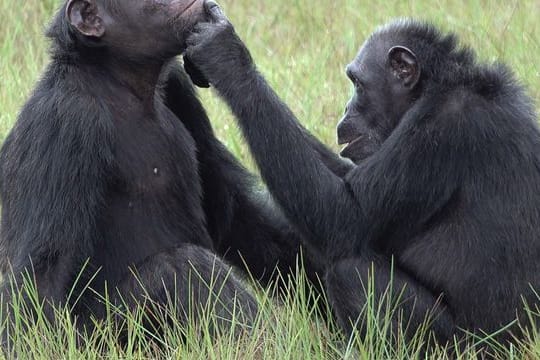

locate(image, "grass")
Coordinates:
0 0 539 358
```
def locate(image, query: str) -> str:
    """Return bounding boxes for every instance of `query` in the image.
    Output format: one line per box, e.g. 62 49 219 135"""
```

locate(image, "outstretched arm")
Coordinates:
185 4 361 255
185 3 462 259
302 128 354 178
183 47 352 178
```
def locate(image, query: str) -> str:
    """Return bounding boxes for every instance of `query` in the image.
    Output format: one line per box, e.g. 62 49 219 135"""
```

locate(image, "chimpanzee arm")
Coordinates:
185 24 361 254
185 5 461 258
0 83 113 317
303 130 354 178
180 59 354 179
162 62 325 284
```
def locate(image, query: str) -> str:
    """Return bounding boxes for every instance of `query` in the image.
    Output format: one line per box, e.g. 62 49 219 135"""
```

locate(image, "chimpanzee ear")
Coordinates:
387 46 420 88
66 0 105 38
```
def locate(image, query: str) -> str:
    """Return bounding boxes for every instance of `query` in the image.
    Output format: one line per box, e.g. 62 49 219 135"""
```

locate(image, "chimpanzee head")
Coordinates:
62 0 205 59
337 23 423 164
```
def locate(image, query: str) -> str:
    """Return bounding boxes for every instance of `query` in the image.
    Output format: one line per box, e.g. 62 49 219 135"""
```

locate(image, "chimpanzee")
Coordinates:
185 2 540 344
0 0 321 345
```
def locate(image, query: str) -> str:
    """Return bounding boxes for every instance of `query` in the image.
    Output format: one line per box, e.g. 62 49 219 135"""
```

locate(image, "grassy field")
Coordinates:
1 0 539 359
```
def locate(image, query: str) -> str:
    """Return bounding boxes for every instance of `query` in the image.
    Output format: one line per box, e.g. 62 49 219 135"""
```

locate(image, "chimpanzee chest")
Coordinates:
113 109 199 198
96 104 211 280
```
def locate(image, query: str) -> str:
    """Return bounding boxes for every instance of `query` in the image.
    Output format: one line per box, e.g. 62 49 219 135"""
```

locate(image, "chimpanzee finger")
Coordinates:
204 0 228 24
183 56 210 88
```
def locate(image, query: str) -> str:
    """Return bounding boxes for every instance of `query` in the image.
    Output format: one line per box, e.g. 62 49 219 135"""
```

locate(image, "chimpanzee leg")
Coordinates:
325 255 455 343
116 244 257 336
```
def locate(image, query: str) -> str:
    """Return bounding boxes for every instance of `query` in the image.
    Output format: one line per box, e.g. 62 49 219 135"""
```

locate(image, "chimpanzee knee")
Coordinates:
325 258 370 336
117 244 257 335
325 257 454 343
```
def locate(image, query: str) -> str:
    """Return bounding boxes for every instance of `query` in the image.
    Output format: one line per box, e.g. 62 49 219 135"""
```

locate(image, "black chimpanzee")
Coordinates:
0 0 321 345
185 2 540 344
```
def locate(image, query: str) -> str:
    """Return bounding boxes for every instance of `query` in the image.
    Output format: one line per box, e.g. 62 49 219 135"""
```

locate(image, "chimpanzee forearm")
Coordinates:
304 131 354 178
206 67 362 252
184 18 363 253
173 59 353 179
162 61 216 149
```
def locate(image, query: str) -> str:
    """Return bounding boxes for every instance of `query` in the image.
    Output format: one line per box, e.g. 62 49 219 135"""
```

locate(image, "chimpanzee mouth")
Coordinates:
339 135 363 158
337 134 361 146
339 134 375 164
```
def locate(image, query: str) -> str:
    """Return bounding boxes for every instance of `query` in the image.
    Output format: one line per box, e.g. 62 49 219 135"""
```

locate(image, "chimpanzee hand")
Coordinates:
183 56 210 88
184 1 254 88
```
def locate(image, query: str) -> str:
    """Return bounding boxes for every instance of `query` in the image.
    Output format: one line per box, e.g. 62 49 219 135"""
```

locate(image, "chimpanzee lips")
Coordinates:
337 132 361 146
339 135 364 159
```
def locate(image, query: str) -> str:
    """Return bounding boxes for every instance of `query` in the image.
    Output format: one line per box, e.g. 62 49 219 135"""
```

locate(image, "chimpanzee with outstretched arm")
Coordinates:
185 1 540 343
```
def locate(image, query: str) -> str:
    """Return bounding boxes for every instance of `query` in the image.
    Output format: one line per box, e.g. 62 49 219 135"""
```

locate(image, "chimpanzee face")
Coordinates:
66 0 205 59
337 36 421 164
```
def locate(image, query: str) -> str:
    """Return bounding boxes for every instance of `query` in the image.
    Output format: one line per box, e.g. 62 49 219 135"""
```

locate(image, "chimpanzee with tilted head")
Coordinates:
0 0 322 347
185 2 540 347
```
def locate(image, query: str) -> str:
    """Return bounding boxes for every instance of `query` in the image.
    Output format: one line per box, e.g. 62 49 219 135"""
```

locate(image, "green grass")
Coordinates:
1 0 539 358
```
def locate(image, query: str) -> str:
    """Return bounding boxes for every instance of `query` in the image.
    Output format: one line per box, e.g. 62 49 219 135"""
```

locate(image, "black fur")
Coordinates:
0 0 320 346
185 9 540 346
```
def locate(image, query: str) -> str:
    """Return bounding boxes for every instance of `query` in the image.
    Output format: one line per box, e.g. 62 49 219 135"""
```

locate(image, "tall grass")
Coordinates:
1 0 539 358
2 264 539 359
